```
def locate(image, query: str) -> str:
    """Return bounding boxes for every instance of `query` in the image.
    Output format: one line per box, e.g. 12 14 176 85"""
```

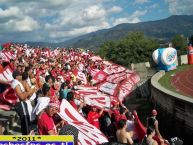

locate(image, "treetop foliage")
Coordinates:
97 32 159 67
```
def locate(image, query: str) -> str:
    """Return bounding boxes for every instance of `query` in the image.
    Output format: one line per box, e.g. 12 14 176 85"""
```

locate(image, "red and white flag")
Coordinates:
0 51 15 62
75 86 99 97
117 73 140 102
84 94 111 110
90 56 102 61
130 73 140 84
118 79 134 102
103 64 126 75
0 66 18 106
58 99 108 145
99 82 118 96
106 72 126 84
93 70 107 84
89 68 99 77
0 66 13 83
73 69 87 85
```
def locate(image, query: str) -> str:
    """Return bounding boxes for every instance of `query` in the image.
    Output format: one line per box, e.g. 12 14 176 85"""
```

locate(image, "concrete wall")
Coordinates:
151 71 193 144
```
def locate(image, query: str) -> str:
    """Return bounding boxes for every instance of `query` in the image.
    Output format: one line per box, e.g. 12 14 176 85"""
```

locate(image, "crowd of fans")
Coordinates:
0 43 179 145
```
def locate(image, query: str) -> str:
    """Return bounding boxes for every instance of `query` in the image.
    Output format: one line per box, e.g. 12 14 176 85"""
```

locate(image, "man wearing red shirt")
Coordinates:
38 101 59 135
87 106 104 129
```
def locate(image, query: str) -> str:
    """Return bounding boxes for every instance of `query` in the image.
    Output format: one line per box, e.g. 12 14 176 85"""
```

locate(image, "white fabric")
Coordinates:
26 99 34 121
0 66 14 82
126 120 135 132
29 92 36 101
74 99 81 106
11 79 34 121
126 120 138 140
11 79 25 92
84 94 111 110
33 97 50 116
74 99 83 114
58 99 108 145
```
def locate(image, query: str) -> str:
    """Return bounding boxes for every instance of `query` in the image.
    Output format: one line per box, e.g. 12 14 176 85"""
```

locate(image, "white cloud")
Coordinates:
134 0 149 4
149 4 159 9
0 6 23 23
131 10 148 19
113 10 147 25
48 21 110 39
0 6 23 18
3 16 39 32
108 6 123 14
166 0 193 15
82 5 106 21
0 1 111 43
113 18 130 25
0 0 149 43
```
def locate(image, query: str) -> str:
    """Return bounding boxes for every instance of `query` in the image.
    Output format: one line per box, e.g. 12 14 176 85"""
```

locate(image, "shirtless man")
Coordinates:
116 119 133 145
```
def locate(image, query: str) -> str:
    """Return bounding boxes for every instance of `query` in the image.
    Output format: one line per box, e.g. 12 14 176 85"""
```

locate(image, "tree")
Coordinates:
98 31 159 67
97 41 116 59
172 34 187 55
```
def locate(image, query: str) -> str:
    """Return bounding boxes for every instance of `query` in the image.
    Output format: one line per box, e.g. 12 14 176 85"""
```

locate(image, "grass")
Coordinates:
158 64 193 93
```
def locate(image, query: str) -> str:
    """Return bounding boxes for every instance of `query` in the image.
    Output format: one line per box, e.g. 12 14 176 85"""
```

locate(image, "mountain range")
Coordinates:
25 15 193 50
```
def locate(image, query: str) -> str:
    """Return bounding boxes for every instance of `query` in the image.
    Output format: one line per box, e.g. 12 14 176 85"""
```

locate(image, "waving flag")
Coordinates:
0 66 18 108
75 86 99 96
73 69 87 85
0 51 15 62
58 99 108 145
118 79 134 102
103 64 126 75
93 70 107 84
117 73 140 102
99 82 118 96
84 94 111 110
90 56 102 61
89 68 100 77
106 72 126 84
0 66 13 83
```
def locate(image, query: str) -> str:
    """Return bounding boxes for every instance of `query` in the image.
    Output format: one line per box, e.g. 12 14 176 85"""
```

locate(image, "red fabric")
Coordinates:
133 111 146 142
112 109 120 122
0 104 10 111
36 69 41 77
93 70 107 84
38 112 57 135
117 114 127 123
50 86 56 97
69 100 77 110
87 111 100 129
2 42 12 49
0 87 18 105
0 64 3 73
51 70 57 78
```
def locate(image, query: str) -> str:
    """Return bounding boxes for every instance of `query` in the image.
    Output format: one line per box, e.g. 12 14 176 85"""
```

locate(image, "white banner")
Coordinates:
106 72 126 84
0 66 13 83
84 94 111 110
99 82 118 96
58 99 108 145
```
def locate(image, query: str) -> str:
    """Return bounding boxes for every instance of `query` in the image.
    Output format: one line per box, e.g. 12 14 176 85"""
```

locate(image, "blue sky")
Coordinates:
0 0 193 43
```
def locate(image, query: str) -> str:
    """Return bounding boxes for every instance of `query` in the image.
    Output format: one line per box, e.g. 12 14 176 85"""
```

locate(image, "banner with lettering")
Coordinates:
58 99 108 145
84 94 111 110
